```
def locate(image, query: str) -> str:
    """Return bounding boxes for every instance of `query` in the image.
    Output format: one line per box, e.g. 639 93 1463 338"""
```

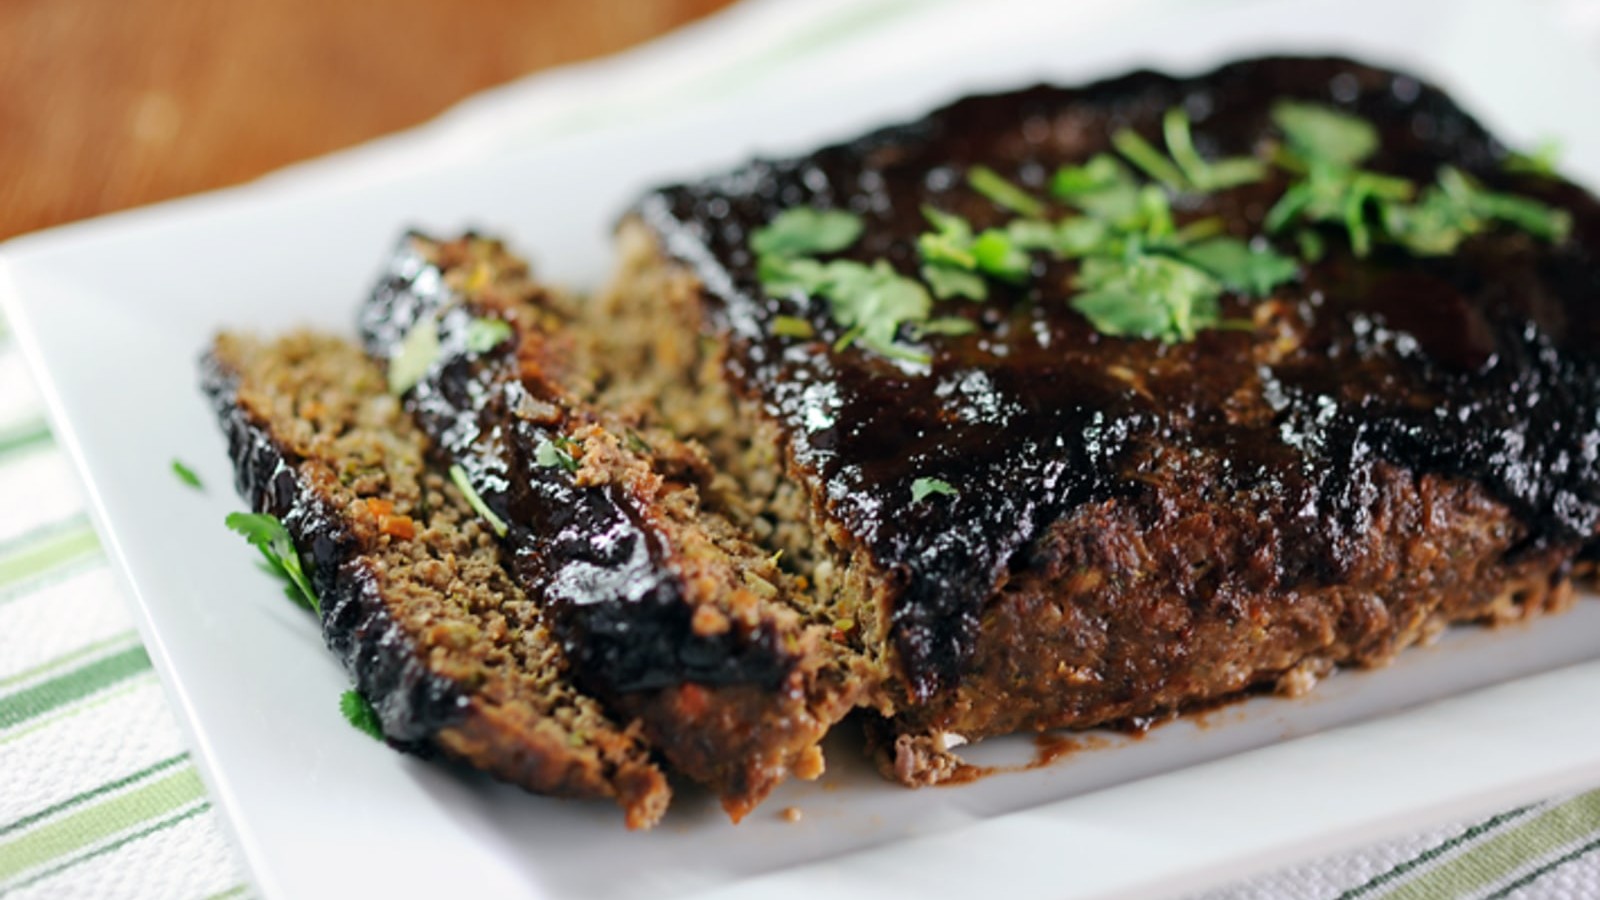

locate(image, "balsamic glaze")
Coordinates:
637 57 1600 700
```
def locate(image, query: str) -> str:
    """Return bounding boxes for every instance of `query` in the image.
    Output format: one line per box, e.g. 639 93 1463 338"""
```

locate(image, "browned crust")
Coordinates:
879 463 1577 782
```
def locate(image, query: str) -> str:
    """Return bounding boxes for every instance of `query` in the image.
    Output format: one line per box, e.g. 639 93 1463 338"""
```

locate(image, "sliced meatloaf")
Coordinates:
203 331 670 828
357 235 860 820
613 55 1600 782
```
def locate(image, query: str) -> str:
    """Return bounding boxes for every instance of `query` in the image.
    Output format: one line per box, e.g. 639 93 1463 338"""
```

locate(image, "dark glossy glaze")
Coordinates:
358 237 792 693
635 56 1600 700
200 353 467 745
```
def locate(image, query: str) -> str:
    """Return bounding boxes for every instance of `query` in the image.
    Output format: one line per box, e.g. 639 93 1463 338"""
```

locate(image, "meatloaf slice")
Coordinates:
613 55 1600 782
203 331 670 828
357 234 859 820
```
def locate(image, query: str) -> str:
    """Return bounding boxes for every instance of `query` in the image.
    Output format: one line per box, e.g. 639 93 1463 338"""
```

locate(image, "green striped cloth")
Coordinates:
0 327 248 897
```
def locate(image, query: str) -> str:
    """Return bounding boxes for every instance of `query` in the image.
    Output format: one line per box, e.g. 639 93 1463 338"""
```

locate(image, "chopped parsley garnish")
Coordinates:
752 97 1571 358
225 511 319 614
967 166 1045 217
1176 237 1299 297
760 256 935 363
750 208 864 258
534 437 580 474
1072 253 1223 343
171 459 203 490
448 464 508 537
771 315 816 339
340 689 384 741
910 477 957 503
1271 101 1379 168
1112 127 1187 192
1504 139 1561 178
388 317 441 396
465 317 514 354
1051 154 1143 224
1383 165 1571 254
625 430 653 455
1161 107 1267 191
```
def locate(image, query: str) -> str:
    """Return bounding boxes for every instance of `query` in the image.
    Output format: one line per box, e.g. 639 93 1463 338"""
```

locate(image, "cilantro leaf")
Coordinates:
465 317 513 354
751 208 864 258
921 264 987 301
533 439 580 474
1384 165 1571 254
914 316 977 337
771 315 816 339
388 317 441 396
1162 107 1267 191
1051 154 1143 224
448 464 509 537
172 459 203 490
225 511 319 614
824 261 934 363
910 477 957 503
971 230 1030 282
1072 254 1222 343
1177 237 1299 297
1271 101 1379 168
968 166 1045 217
1112 127 1187 192
340 689 384 741
1504 139 1561 178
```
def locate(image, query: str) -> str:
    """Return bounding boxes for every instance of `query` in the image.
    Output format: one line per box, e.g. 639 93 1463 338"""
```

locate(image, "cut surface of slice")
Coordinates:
203 330 670 828
358 235 859 819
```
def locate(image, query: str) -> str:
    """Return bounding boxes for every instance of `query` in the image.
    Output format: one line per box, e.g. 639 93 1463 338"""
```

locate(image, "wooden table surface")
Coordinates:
0 0 733 242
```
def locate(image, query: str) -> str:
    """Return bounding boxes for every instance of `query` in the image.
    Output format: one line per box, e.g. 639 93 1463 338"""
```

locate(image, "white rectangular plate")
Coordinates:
5 0 1600 897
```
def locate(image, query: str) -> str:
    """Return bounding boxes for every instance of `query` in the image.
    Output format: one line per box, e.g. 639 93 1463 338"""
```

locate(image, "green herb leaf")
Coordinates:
914 316 978 337
534 439 580 474
1051 154 1143 224
1072 254 1223 343
823 261 934 363
1177 237 1299 297
172 459 203 490
910 477 957 503
1384 165 1571 254
340 689 384 742
921 264 987 301
1504 139 1561 178
465 317 513 354
758 255 832 296
225 511 319 613
388 317 441 396
918 206 978 269
1051 217 1113 257
971 230 1031 282
448 464 509 537
967 165 1045 217
1271 101 1379 167
771 315 817 339
1112 127 1187 192
751 208 864 258
625 430 653 455
1162 107 1266 191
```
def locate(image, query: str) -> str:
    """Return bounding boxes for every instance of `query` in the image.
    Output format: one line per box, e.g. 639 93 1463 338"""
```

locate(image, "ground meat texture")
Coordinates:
202 332 670 828
357 235 859 821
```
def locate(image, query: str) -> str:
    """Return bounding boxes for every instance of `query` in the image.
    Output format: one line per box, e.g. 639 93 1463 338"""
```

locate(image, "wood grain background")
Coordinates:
0 0 732 241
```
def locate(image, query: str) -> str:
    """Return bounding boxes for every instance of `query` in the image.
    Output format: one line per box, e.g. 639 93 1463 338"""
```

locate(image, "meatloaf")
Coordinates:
202 332 670 828
207 54 1600 819
610 55 1600 782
